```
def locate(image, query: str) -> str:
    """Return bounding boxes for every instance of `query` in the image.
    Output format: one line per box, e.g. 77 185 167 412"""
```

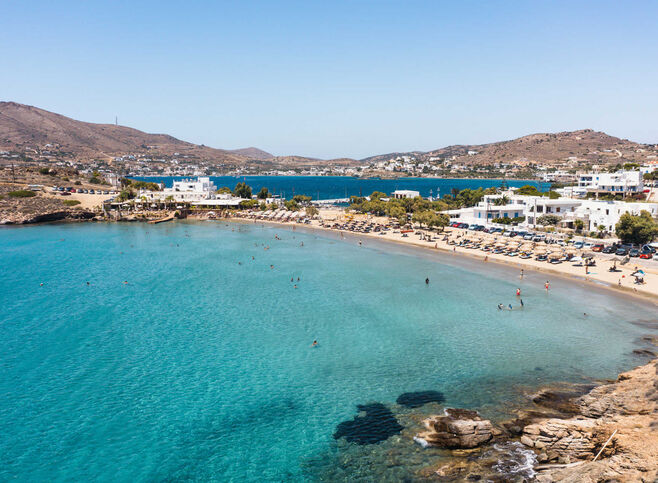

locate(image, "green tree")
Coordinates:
493 195 510 206
369 191 387 201
257 187 270 199
233 182 252 199
284 199 299 211
615 211 658 245
573 219 584 232
239 199 259 209
387 205 407 225
217 186 232 194
305 205 319 217
292 194 312 204
537 214 561 226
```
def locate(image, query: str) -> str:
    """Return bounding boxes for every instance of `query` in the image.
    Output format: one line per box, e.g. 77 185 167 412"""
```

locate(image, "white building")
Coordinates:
577 170 643 196
443 191 658 233
138 177 244 206
392 190 420 199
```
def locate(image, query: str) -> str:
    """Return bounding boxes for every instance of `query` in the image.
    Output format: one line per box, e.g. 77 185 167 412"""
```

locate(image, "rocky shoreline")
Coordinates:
418 357 658 481
0 187 95 225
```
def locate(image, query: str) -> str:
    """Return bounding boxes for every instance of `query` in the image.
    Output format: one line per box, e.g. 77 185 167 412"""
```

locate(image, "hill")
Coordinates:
361 130 654 167
0 102 353 168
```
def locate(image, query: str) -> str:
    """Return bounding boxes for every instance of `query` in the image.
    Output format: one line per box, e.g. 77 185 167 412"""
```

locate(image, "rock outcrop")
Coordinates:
523 359 658 481
416 408 494 448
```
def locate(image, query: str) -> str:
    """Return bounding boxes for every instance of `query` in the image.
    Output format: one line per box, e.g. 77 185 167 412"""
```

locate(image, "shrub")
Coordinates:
8 190 36 198
62 199 81 206
38 167 51 175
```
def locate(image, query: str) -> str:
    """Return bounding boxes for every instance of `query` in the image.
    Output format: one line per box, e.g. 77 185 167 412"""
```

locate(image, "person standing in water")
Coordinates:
425 277 429 285
516 288 521 297
545 280 550 291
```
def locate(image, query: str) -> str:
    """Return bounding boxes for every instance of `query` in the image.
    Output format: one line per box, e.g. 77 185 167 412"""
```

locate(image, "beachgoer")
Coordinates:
520 269 524 278
484 255 488 262
270 265 274 269
358 240 362 246
297 277 300 282
40 282 44 287
425 277 429 285
520 299 524 307
545 281 550 291
508 304 513 310
516 288 521 296
294 284 298 289
497 304 503 310
291 277 294 282
86 281 90 286
434 243 438 249
311 340 318 347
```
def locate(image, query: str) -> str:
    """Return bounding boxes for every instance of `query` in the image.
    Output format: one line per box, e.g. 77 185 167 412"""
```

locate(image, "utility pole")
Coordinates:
115 116 118 126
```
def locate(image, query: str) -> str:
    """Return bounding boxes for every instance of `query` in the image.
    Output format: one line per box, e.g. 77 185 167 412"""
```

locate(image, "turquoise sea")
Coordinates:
1 222 656 481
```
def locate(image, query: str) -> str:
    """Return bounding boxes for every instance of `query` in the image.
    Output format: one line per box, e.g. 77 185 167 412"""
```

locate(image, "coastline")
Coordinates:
216 213 658 304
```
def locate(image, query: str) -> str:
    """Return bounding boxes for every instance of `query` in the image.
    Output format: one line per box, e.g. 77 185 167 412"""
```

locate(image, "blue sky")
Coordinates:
1 1 657 159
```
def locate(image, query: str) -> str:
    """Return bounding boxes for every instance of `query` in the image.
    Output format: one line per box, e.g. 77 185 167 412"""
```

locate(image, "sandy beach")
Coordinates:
220 207 658 302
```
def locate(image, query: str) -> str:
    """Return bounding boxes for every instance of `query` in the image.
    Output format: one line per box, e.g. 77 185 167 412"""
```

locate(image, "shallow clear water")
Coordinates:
0 222 655 481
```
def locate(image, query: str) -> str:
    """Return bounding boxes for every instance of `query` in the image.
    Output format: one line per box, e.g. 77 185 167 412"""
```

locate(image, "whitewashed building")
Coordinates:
577 170 643 196
392 190 420 199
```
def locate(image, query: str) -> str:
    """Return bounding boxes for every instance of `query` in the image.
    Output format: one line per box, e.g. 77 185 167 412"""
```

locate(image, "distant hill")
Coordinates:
2 102 654 170
361 130 654 166
0 102 352 167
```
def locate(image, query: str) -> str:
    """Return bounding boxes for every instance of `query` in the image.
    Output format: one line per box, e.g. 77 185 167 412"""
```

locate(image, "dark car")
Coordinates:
459 223 469 229
629 248 640 257
615 247 629 256
601 246 615 254
642 244 656 253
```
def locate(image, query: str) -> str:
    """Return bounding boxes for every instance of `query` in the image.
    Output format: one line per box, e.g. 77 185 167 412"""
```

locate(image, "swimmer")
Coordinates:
297 277 300 282
520 299 524 307
40 282 44 287
238 262 242 265
270 265 274 269
86 281 90 286
123 281 128 285
294 284 298 289
311 340 318 347
425 277 429 285
583 312 588 316
497 304 503 310
291 277 294 282
300 242 304 247
508 304 513 310
358 240 362 246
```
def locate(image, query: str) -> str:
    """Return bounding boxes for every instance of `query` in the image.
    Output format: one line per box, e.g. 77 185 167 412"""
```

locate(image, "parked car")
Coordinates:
629 248 640 257
573 241 584 249
641 244 656 254
601 246 616 254
592 244 604 252
639 251 653 259
615 247 629 256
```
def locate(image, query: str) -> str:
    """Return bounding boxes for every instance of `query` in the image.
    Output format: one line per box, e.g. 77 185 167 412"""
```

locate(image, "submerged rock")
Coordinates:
416 408 494 449
333 403 403 445
396 390 445 408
